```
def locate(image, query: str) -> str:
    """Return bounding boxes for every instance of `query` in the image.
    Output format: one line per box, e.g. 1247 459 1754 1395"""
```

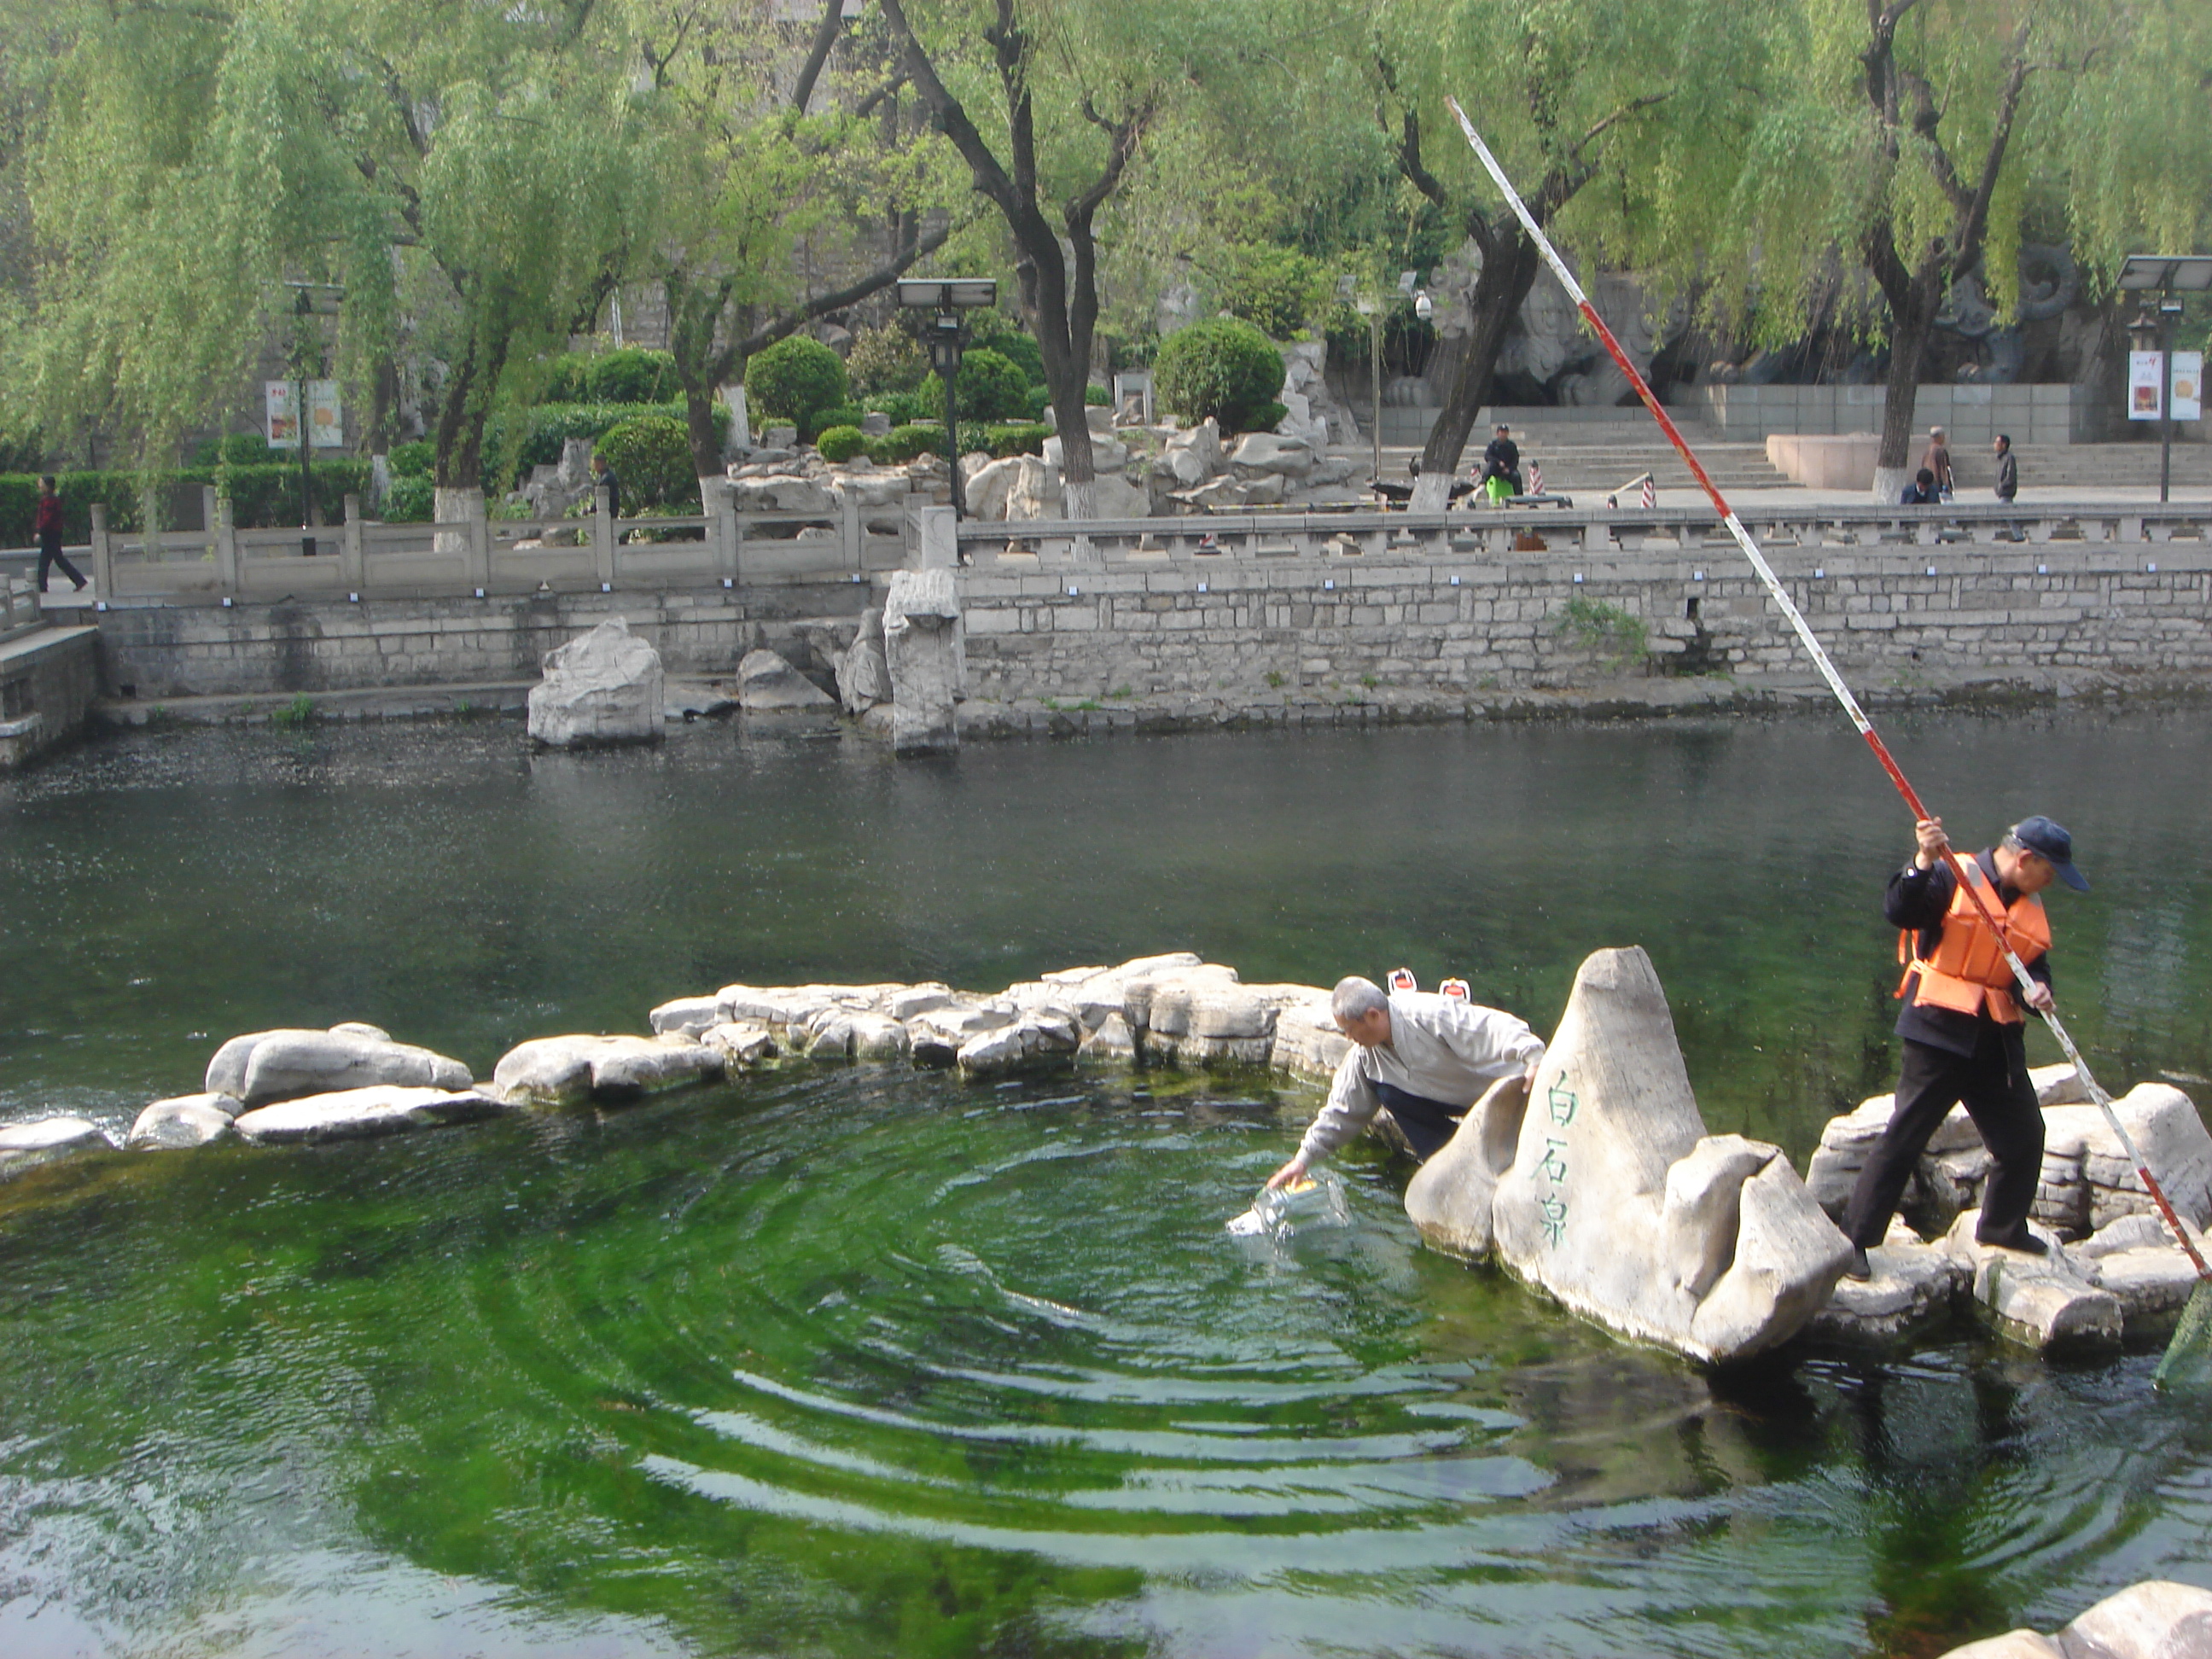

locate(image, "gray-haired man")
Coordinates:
1266 976 1545 1190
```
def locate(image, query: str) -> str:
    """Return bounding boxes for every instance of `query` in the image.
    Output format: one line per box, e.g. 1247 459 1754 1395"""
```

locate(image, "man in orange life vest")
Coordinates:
1840 813 2088 1279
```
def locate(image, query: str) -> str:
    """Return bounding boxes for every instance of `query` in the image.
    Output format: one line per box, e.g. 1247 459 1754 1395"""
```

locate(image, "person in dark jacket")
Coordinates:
1899 468 1938 506
33 475 87 592
1472 424 1522 498
591 451 620 525
1994 434 2017 502
1840 813 2089 1278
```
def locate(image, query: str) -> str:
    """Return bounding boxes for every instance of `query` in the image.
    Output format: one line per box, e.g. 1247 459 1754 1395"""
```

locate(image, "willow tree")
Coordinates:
9 0 651 500
1365 0 1774 510
635 1 961 499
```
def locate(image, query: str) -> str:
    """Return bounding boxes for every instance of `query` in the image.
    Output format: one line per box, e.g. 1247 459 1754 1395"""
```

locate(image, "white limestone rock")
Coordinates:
127 1093 242 1150
1487 947 1853 1364
1135 969 1276 1068
0 1117 114 1179
492 1034 720 1107
836 609 894 713
884 568 963 755
232 1086 508 1144
1077 1012 1138 1065
700 1021 777 1068
1940 1210 2122 1352
737 648 835 711
729 474 837 515
1163 418 1225 486
957 1016 1079 1077
963 456 1023 522
1933 1581 2212 1659
1228 432 1316 480
2046 1084 2212 1234
888 984 958 1021
850 1013 911 1062
527 617 665 748
206 1026 472 1109
1403 1075 1531 1260
1268 1000 1351 1083
1805 1220 1970 1345
649 996 724 1038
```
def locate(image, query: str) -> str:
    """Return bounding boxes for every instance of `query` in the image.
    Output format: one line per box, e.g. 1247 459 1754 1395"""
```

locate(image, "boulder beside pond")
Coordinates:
1933 1580 2212 1659
492 1034 720 1107
232 1086 509 1145
0 1118 115 1181
206 1026 472 1109
127 1093 242 1150
527 616 665 748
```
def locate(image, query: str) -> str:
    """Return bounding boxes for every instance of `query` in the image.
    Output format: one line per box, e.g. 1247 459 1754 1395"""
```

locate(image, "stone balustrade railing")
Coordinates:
946 501 2212 567
44 485 920 608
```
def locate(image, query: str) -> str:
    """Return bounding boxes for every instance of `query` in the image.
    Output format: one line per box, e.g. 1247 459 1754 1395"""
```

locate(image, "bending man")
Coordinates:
1267 975 1545 1190
1841 815 2087 1278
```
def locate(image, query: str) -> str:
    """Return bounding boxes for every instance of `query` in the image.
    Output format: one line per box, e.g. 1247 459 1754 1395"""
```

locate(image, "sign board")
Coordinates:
265 380 344 448
2173 352 2203 422
2128 352 2164 421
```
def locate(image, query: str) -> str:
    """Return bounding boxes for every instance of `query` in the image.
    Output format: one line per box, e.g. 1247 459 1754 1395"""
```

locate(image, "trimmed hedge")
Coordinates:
745 336 851 442
595 416 697 513
486 400 728 485
1154 317 1285 434
861 422 1051 466
383 475 434 522
816 426 867 463
542 347 681 405
389 440 435 478
923 348 1031 423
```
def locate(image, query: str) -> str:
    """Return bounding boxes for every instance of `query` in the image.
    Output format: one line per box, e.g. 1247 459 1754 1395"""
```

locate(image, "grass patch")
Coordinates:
270 694 317 729
1552 597 1648 672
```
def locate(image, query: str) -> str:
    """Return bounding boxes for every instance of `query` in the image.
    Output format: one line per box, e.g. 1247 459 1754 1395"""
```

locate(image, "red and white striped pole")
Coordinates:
1444 95 2208 1278
1527 461 1544 498
1641 474 1656 511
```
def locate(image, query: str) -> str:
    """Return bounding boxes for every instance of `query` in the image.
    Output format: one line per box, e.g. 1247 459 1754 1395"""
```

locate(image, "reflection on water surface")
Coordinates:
2 713 2209 1656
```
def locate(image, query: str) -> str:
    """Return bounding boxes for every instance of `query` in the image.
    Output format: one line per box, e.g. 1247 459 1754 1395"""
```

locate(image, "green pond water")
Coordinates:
3 712 2211 1658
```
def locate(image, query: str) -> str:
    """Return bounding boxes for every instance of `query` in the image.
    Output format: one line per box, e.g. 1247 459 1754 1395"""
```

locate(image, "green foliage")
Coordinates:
540 348 680 406
1154 318 1284 432
189 434 274 468
381 474 434 522
1554 597 1649 669
1084 385 1112 407
0 463 374 542
965 313 1047 387
865 389 937 426
846 325 929 395
981 422 1052 458
1025 385 1054 420
1243 400 1289 433
388 441 435 479
1211 244 1330 339
870 423 953 465
745 337 851 441
594 416 696 513
923 348 1031 423
485 402 727 486
816 425 867 463
814 404 867 437
271 695 317 730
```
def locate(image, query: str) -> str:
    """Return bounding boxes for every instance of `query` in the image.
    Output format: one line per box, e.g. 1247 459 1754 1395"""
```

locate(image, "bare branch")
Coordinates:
790 0 845 115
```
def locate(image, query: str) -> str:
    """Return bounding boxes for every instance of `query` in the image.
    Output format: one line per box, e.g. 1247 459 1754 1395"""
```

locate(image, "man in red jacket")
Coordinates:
34 475 88 593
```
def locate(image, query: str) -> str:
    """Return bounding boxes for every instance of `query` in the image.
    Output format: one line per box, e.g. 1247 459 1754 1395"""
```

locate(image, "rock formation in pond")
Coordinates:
127 1093 242 1150
232 1086 509 1144
527 616 665 748
736 648 835 712
206 1025 472 1109
883 569 962 755
1410 947 1855 1365
491 1033 721 1107
1932 1579 2212 1659
1803 1075 2212 1352
835 608 894 715
0 1117 115 1181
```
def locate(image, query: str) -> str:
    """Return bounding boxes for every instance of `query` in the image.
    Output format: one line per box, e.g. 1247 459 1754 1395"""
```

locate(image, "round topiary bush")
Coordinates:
595 415 696 512
1153 317 1285 433
387 439 434 478
923 347 1031 424
745 336 851 441
382 474 434 522
816 425 867 464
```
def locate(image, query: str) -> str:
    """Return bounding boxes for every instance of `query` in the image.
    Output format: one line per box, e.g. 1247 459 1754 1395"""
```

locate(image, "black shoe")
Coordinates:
1975 1228 2049 1256
1842 1248 1872 1282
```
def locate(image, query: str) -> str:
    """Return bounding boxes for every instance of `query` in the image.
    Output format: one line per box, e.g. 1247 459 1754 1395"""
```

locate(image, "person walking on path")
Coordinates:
1994 434 2017 502
1840 814 2090 1279
1266 976 1545 1188
1921 426 1953 501
33 475 87 593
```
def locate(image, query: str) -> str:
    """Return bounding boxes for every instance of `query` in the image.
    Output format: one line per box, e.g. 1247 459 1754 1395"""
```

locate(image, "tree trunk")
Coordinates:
684 382 725 497
433 342 483 491
1872 268 1941 502
1410 233 1541 512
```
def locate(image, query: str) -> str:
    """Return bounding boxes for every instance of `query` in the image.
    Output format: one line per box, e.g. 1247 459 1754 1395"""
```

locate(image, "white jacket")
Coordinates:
1297 991 1545 1163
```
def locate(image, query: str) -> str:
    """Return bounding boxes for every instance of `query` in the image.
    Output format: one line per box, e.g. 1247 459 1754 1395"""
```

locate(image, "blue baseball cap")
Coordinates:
2014 816 2088 891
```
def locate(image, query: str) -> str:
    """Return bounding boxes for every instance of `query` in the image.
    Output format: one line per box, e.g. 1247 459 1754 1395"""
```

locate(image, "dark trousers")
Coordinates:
1842 1027 2045 1248
1375 1081 1466 1162
37 533 85 591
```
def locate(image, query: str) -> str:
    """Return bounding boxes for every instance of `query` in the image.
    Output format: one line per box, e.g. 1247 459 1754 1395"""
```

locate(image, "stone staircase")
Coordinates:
1949 440 2212 492
1456 418 1795 494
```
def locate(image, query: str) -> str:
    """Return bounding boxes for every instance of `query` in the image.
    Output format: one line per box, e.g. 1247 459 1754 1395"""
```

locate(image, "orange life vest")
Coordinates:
1895 858 2050 1024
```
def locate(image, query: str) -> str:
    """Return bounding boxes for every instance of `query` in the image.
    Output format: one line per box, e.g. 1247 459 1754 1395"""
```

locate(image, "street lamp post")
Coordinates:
1355 294 1381 483
2118 255 2212 506
284 282 344 555
896 278 998 521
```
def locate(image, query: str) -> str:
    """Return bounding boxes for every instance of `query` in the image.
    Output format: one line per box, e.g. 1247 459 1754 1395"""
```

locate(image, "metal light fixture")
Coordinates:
2119 255 2207 503
896 279 998 520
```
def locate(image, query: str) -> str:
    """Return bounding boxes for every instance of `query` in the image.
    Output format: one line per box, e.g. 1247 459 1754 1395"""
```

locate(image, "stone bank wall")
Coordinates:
956 540 2212 707
95 582 872 700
